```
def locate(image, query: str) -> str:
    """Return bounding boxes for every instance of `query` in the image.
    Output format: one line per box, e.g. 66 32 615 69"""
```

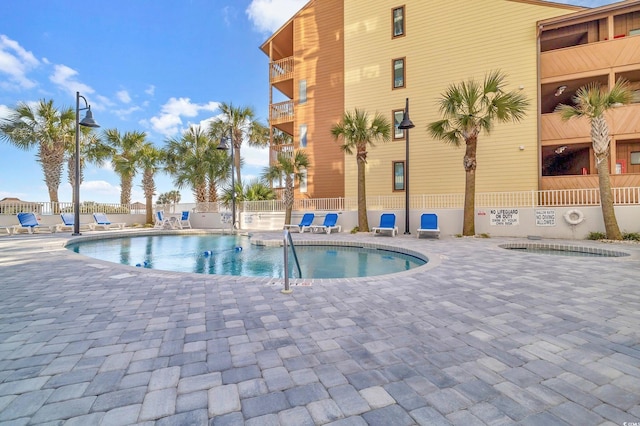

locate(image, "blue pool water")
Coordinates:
67 235 427 279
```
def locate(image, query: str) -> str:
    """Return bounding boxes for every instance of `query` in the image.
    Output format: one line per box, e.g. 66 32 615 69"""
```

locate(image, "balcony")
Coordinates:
540 36 640 81
271 57 293 81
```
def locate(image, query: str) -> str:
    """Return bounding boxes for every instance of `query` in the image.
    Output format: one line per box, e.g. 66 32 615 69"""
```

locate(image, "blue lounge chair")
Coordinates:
283 212 315 233
310 213 341 234
371 213 398 236
416 213 440 239
15 212 56 234
153 210 174 229
93 212 126 230
178 211 192 229
57 213 95 232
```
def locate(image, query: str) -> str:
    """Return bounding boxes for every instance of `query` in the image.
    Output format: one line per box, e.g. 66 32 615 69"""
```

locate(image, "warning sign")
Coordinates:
535 209 556 227
490 209 519 226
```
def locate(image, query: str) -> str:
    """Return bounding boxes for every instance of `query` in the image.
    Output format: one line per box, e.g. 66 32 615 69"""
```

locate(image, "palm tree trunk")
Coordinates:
357 157 369 232
591 116 622 240
462 136 478 236
596 157 622 240
284 176 294 225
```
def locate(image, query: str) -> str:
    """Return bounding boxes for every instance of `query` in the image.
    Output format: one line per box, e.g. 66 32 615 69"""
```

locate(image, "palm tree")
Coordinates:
555 80 632 240
0 100 75 208
208 102 269 186
244 179 276 201
428 71 529 236
156 190 181 205
138 142 163 225
263 150 310 225
165 125 224 206
103 129 148 205
65 127 112 207
331 109 391 232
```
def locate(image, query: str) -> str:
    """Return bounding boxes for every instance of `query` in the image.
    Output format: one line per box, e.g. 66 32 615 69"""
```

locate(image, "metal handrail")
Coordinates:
282 229 302 293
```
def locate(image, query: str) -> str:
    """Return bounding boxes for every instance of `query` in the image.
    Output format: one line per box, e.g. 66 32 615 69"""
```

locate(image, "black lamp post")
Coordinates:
217 129 236 230
73 92 100 235
398 97 415 235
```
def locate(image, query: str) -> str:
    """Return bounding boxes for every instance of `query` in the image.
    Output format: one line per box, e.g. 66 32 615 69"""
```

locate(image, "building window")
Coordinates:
632 151 640 165
299 80 307 104
393 110 405 139
392 6 405 38
393 161 405 191
299 169 308 193
299 124 308 148
393 58 405 89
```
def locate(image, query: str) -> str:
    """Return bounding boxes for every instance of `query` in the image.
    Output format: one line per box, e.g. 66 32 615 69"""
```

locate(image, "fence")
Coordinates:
2 187 639 216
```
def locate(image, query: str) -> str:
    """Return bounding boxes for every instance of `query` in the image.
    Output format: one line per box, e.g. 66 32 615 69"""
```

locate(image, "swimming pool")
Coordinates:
67 234 427 279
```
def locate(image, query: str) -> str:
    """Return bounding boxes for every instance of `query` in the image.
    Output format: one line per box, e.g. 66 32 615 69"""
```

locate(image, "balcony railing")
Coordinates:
270 57 294 82
270 100 294 124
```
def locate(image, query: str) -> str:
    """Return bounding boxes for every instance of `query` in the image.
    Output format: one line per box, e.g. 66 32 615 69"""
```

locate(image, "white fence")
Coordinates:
2 187 639 217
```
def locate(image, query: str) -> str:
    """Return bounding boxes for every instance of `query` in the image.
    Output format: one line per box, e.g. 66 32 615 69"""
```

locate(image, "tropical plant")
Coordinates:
164 125 224 205
331 109 391 232
220 179 276 205
103 129 148 205
555 80 632 240
138 142 163 224
207 102 269 186
156 190 182 205
0 99 75 208
428 71 529 236
263 150 310 225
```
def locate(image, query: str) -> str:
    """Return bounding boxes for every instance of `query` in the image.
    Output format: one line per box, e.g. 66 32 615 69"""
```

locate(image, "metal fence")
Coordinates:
2 187 639 216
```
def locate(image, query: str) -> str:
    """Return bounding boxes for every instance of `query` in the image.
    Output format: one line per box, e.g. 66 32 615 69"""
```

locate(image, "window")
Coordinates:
299 124 308 148
393 58 405 89
393 110 405 139
392 6 405 38
299 79 307 104
393 161 405 191
632 151 640 165
299 169 308 193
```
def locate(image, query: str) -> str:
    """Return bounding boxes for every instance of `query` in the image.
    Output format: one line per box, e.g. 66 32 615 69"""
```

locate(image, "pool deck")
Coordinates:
0 229 639 425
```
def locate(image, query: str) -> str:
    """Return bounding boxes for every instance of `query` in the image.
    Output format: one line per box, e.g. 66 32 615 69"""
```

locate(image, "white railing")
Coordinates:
3 187 639 216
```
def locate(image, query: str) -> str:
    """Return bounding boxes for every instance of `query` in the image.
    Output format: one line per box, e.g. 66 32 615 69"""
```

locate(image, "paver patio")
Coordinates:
0 230 638 425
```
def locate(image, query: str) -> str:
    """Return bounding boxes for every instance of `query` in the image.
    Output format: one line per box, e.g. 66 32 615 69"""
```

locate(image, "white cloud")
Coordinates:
146 97 219 137
49 64 94 96
246 0 307 33
145 85 155 96
0 35 40 90
0 104 12 120
116 90 131 103
242 145 269 168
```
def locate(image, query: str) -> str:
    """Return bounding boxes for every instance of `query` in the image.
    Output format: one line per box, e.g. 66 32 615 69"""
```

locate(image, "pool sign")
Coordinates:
490 209 519 226
535 209 556 227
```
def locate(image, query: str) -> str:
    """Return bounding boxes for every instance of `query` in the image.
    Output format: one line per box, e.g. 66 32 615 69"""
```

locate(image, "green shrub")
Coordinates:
478 233 490 238
350 226 359 234
586 231 606 240
623 232 640 241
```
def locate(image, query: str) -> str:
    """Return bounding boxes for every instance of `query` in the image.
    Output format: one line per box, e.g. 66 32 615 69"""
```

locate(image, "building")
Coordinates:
539 0 640 192
261 1 640 202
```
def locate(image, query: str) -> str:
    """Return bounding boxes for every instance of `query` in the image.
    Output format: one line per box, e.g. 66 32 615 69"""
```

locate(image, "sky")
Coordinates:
0 0 619 205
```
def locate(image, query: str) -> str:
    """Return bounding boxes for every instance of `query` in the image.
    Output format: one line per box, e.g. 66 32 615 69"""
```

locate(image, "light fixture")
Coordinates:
73 92 100 236
554 85 567 97
555 145 567 154
398 97 415 235
217 131 236 230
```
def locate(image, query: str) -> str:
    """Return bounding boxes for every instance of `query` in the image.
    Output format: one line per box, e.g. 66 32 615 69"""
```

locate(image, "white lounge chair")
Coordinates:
15 212 56 234
154 210 175 229
93 213 126 230
371 213 398 236
310 213 341 234
177 211 192 229
416 213 440 238
57 213 95 232
283 212 315 233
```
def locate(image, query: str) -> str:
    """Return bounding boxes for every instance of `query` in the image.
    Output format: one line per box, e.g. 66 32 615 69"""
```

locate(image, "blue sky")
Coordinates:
0 0 619 204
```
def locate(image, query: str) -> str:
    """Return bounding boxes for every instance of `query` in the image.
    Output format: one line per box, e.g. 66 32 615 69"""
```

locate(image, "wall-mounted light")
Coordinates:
555 145 567 154
554 85 567 97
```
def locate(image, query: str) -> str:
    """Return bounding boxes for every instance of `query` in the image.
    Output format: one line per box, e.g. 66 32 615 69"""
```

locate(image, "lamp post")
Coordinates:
398 97 415 235
73 92 100 235
217 129 236 230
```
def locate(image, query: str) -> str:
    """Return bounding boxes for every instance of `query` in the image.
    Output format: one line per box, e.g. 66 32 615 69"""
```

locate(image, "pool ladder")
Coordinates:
282 229 302 293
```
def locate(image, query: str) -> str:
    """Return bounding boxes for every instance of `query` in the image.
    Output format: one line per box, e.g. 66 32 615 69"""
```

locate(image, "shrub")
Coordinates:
623 232 640 241
350 226 359 234
586 231 606 240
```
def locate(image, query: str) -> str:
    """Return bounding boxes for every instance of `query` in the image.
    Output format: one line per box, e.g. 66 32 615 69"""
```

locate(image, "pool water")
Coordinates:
67 235 427 279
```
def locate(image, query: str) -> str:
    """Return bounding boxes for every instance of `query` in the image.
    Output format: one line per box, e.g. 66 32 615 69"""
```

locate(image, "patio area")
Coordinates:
0 230 639 425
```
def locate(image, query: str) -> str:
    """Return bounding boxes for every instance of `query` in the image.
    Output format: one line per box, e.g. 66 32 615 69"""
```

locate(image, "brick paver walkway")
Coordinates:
0 230 638 425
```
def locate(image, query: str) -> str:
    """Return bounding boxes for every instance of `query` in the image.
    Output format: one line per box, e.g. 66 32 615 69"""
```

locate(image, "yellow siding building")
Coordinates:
262 0 580 200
